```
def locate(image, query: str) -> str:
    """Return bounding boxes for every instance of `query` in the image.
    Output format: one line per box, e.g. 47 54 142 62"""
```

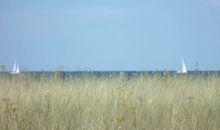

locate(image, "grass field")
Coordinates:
0 73 220 130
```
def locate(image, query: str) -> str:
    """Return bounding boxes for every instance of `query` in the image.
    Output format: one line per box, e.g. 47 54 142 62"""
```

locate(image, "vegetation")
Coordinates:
0 73 220 130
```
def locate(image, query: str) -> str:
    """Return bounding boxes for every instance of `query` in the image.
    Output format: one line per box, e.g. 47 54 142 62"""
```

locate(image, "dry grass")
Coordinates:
0 73 220 130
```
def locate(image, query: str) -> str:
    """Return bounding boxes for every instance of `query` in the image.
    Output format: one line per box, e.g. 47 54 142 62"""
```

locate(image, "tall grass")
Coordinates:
0 73 220 130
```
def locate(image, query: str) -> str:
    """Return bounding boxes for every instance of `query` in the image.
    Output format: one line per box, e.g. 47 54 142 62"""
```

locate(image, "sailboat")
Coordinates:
177 61 187 74
10 61 20 74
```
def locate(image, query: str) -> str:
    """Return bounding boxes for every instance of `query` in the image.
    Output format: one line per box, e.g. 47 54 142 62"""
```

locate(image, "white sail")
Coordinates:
16 66 20 74
10 61 20 74
177 60 187 74
12 63 17 72
182 61 187 73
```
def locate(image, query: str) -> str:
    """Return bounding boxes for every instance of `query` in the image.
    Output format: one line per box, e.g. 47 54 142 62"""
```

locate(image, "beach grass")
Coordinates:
0 73 220 130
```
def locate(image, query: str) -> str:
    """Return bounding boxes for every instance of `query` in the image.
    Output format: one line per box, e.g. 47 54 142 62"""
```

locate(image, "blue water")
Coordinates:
1 71 220 78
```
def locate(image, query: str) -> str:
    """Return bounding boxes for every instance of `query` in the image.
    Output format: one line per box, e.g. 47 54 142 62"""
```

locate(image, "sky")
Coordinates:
0 0 220 71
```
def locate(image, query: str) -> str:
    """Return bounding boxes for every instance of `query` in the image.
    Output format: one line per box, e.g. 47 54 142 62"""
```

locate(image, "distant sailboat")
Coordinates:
10 61 20 74
177 61 187 74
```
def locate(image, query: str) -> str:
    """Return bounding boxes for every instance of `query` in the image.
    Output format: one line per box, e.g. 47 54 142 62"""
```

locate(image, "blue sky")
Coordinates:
0 0 220 71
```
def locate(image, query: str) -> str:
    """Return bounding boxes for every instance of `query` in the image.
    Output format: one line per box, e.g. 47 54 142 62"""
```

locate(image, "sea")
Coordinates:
1 71 220 79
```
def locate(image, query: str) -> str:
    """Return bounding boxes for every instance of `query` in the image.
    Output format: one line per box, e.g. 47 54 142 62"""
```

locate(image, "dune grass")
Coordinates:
0 73 220 130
